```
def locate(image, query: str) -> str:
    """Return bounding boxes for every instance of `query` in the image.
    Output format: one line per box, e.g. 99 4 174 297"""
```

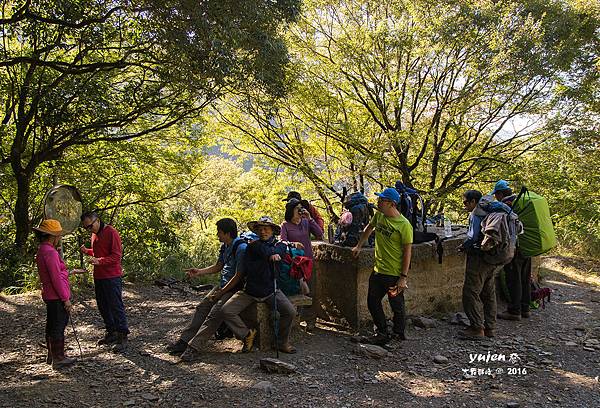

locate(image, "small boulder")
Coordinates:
354 344 389 359
433 355 449 364
450 312 470 327
412 317 437 329
259 358 297 374
252 381 274 393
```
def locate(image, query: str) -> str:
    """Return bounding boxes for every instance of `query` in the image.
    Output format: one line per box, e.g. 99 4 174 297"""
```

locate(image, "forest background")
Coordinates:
1 0 599 292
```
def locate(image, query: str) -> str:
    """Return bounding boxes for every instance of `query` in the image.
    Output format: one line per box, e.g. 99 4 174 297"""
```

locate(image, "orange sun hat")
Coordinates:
33 219 63 236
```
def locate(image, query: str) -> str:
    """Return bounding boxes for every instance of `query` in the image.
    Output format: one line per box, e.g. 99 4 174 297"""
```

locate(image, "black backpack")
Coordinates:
335 191 374 247
394 181 425 232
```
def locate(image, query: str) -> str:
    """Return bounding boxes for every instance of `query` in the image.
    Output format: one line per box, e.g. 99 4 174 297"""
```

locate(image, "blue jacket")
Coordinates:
242 237 287 298
463 212 484 253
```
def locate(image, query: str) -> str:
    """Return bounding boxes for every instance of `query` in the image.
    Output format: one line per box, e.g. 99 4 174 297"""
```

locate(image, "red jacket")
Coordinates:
83 223 123 280
36 242 71 302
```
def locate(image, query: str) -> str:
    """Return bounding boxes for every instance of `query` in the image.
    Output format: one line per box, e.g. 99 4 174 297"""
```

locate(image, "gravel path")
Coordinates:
1 256 599 408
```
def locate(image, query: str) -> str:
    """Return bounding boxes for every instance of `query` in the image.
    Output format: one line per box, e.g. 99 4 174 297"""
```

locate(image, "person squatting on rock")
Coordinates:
80 211 129 351
219 216 298 354
352 187 413 346
34 219 77 369
492 180 532 321
168 218 254 362
458 190 498 339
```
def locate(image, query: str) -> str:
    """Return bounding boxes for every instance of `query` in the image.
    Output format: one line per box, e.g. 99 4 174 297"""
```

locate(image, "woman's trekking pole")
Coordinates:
68 312 84 359
272 262 281 359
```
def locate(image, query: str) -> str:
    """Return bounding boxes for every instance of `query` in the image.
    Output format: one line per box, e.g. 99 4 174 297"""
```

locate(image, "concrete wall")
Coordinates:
313 231 542 330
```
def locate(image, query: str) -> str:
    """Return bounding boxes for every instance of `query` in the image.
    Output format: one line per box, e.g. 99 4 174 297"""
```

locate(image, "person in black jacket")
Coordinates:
219 216 298 354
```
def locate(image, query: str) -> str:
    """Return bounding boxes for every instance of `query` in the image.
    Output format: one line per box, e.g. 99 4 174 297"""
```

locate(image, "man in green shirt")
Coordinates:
352 188 413 345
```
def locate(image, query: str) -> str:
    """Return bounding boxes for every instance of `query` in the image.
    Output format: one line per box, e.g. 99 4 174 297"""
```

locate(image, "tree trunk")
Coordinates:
13 172 32 253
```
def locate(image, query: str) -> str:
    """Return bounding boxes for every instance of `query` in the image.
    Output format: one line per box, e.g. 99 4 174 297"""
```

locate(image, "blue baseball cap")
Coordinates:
375 188 400 204
491 179 510 194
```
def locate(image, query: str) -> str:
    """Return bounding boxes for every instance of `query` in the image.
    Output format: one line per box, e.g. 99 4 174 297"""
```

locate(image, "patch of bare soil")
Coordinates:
1 256 599 408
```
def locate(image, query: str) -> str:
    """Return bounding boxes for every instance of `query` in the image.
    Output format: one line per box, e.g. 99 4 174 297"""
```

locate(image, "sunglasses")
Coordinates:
83 219 97 230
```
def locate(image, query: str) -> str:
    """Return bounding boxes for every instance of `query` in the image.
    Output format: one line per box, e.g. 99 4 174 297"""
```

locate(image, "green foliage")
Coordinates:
215 0 600 220
1 0 599 292
508 135 600 257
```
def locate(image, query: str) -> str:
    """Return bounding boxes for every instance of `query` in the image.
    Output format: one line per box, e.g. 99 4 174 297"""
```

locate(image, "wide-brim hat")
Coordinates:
247 216 281 235
33 219 63 236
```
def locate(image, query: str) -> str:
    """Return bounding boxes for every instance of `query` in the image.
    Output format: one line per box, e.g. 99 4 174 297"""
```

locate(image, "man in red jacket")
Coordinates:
80 211 129 351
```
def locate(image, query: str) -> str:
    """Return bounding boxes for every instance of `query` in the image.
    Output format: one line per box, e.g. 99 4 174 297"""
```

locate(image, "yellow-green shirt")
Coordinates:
369 212 413 276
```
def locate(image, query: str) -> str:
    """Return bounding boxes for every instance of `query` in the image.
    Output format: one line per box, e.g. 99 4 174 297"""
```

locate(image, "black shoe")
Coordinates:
360 333 390 346
214 324 234 340
179 347 202 362
166 340 188 355
498 311 521 321
111 332 128 352
97 331 118 346
392 332 407 341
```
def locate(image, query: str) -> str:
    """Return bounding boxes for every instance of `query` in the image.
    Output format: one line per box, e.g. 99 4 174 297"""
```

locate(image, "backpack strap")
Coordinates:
511 185 529 215
226 238 246 264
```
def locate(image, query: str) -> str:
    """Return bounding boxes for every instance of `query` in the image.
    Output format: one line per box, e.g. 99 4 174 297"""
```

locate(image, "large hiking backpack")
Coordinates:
477 196 523 266
278 245 312 296
512 186 557 257
335 191 374 247
394 181 425 232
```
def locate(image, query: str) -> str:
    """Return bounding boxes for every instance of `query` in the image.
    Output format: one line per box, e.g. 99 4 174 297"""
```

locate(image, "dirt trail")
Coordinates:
1 256 599 408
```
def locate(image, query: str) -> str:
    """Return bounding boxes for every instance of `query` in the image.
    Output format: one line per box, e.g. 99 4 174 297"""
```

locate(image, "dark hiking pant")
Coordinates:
504 248 532 315
367 273 406 335
45 300 69 340
95 277 129 334
463 253 498 331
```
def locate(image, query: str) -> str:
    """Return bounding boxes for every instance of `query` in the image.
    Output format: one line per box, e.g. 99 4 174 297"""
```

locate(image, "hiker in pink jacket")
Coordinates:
34 219 77 369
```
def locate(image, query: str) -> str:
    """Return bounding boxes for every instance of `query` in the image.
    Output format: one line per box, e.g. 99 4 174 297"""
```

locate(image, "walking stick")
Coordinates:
272 262 281 359
68 311 84 360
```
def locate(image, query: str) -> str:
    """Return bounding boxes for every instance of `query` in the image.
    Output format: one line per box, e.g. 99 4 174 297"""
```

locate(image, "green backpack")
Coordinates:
512 186 557 257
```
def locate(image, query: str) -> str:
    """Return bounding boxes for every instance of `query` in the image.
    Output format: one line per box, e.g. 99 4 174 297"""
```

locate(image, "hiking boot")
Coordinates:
166 339 188 355
50 337 76 370
179 346 202 362
361 333 390 346
97 331 118 346
498 311 521 321
241 329 257 353
278 343 297 354
459 326 485 340
521 310 531 318
111 332 128 352
484 328 496 338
